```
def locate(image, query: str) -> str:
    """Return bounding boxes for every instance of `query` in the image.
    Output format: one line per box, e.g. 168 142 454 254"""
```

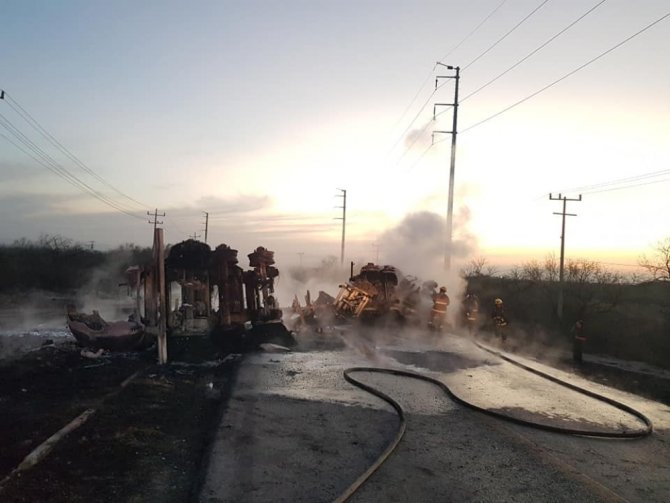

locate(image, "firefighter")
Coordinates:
491 298 508 342
429 286 450 331
461 292 479 335
571 319 586 363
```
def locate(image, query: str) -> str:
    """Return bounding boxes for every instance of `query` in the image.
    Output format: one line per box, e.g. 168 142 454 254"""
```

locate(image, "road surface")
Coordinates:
201 329 670 503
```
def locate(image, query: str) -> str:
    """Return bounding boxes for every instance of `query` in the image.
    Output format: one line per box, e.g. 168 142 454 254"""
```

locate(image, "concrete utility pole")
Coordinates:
432 63 460 271
335 188 347 266
549 193 582 321
190 232 201 240
147 209 165 233
202 211 209 243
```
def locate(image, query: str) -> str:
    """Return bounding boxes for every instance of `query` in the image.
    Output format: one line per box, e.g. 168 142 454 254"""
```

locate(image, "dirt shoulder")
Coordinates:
0 338 238 503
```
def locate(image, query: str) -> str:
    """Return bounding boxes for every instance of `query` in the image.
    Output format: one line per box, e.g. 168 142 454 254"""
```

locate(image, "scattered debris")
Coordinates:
259 343 292 353
80 348 106 359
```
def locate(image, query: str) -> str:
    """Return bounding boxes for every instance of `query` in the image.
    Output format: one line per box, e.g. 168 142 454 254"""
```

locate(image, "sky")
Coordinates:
1 0 669 283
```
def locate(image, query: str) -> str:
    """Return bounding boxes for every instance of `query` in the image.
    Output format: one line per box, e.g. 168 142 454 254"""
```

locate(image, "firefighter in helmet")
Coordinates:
461 292 480 335
491 297 508 342
429 286 450 330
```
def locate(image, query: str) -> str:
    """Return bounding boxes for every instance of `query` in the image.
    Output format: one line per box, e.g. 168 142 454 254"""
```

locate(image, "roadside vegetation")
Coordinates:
0 234 151 296
461 239 670 369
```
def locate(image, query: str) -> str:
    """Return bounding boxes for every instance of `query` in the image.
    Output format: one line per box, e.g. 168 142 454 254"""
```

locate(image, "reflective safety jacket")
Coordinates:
432 292 450 313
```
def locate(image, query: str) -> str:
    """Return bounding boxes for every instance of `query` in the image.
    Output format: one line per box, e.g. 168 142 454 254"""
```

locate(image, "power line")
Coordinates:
386 79 452 163
461 0 608 103
463 0 552 71
581 177 670 195
2 92 149 210
0 93 147 220
389 0 554 172
0 112 145 220
383 1 510 164
557 168 670 194
461 10 670 134
438 0 509 63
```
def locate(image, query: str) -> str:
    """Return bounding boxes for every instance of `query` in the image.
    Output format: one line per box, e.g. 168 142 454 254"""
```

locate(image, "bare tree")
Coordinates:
460 257 489 278
521 260 544 281
564 258 624 318
639 237 670 281
544 253 559 282
38 234 74 251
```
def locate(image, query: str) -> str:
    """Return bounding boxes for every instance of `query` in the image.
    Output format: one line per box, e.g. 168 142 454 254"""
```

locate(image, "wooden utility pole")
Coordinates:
549 193 582 321
147 227 168 364
433 63 460 271
154 228 167 364
335 189 347 266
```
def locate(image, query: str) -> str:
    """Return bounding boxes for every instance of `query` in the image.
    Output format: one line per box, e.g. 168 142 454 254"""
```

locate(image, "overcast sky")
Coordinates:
1 0 669 280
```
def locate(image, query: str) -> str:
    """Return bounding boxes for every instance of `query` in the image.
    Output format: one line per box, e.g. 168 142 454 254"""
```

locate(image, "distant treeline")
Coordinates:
464 259 670 369
0 235 151 293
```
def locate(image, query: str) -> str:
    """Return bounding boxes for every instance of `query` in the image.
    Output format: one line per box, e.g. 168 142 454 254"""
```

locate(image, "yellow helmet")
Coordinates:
494 298 503 305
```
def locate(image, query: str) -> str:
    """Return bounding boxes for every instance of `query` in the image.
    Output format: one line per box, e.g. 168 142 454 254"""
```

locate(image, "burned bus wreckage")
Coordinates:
291 262 439 332
68 233 294 355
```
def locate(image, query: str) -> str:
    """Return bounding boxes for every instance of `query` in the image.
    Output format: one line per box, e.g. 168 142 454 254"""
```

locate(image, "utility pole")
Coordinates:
432 63 460 271
202 211 209 243
297 252 304 267
335 188 347 266
549 193 582 321
190 232 201 240
88 241 95 250
147 209 165 232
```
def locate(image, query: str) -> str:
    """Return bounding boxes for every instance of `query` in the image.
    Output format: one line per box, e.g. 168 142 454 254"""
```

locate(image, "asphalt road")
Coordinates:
200 329 670 503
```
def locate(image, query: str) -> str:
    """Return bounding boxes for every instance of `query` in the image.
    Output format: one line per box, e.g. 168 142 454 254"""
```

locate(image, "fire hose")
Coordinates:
334 342 653 503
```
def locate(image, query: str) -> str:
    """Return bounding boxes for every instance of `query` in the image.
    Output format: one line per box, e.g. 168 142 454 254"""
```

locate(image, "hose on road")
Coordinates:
335 341 653 502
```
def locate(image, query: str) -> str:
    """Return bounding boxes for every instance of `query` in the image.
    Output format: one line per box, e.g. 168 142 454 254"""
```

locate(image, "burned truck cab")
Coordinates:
244 246 282 323
159 240 289 349
165 239 213 336
334 263 402 322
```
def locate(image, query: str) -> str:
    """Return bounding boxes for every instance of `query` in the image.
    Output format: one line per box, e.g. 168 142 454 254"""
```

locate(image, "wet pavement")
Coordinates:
202 329 670 502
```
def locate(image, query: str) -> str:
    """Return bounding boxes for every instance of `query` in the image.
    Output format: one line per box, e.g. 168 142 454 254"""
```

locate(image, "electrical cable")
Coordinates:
461 10 670 134
463 0 552 71
384 0 509 164
386 78 452 164
0 112 145 220
580 177 670 195
391 7 669 185
556 168 670 194
438 0 509 63
2 92 150 210
461 0 608 103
